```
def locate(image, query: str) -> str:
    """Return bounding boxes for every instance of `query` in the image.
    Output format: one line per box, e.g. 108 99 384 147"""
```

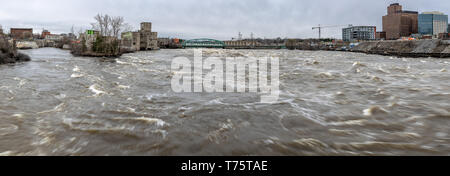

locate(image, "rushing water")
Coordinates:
0 48 449 156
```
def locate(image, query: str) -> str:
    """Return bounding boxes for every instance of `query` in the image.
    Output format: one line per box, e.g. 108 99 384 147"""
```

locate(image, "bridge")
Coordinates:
182 38 225 48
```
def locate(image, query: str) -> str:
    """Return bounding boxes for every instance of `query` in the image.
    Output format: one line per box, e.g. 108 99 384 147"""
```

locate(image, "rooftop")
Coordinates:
10 28 33 30
422 11 445 15
402 10 418 14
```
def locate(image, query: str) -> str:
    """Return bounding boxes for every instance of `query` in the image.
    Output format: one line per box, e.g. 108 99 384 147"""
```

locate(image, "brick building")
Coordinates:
382 3 418 40
11 28 33 40
41 30 51 39
376 31 386 40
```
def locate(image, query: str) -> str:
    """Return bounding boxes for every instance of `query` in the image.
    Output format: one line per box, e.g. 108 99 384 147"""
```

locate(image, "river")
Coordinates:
0 48 449 156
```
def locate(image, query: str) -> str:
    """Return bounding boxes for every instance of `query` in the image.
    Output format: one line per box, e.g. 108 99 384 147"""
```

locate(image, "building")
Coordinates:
376 31 386 40
157 38 183 49
382 3 418 40
80 30 100 52
448 24 450 34
41 30 51 39
0 25 3 36
418 11 448 38
139 22 159 50
438 33 449 40
157 38 170 48
10 28 33 40
120 22 159 52
342 26 376 41
45 34 63 41
121 31 141 52
223 40 261 48
67 33 77 40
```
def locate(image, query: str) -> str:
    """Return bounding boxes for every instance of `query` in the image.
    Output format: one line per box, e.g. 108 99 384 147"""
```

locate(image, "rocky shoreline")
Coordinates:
0 37 31 64
70 51 123 58
350 39 450 58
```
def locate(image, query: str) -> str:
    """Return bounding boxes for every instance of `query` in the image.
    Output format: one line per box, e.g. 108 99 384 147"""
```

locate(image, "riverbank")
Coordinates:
70 51 123 58
0 37 30 64
350 39 450 58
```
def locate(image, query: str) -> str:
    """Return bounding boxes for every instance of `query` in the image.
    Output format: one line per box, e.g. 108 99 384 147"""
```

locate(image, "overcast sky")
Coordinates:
0 0 448 40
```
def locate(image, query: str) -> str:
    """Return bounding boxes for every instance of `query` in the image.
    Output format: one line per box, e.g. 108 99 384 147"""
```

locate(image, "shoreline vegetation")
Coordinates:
70 14 129 58
71 36 122 58
0 36 30 64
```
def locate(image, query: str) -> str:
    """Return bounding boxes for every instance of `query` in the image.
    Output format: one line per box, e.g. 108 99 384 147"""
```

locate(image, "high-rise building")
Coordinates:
342 26 376 42
419 11 448 37
382 3 418 40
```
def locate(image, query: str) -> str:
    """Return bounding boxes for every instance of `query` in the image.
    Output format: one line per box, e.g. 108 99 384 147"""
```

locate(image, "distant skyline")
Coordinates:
0 0 449 40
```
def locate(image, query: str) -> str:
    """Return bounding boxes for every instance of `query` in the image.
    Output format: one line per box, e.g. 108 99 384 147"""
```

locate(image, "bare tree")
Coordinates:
77 27 84 38
111 16 124 38
91 14 105 36
123 23 134 32
91 14 130 38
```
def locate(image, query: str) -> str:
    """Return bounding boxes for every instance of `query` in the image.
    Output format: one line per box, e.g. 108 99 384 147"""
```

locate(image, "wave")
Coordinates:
89 84 107 96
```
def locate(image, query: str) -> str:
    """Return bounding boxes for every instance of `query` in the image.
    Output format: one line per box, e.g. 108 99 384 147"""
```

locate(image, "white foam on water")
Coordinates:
0 124 19 135
363 106 388 116
13 77 27 87
118 85 130 89
73 66 80 72
89 84 107 96
71 73 84 78
0 151 13 156
116 60 129 65
55 94 66 99
352 61 366 67
12 114 24 118
135 117 167 127
37 103 65 114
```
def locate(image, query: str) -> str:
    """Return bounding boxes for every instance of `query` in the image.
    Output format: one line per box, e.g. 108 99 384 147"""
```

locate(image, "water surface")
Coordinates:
0 48 449 156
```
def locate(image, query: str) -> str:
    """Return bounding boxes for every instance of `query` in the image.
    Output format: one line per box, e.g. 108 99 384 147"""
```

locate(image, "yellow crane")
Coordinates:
312 24 351 39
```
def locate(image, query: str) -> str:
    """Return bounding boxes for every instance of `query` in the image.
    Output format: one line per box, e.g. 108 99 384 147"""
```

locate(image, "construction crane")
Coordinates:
312 24 351 39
